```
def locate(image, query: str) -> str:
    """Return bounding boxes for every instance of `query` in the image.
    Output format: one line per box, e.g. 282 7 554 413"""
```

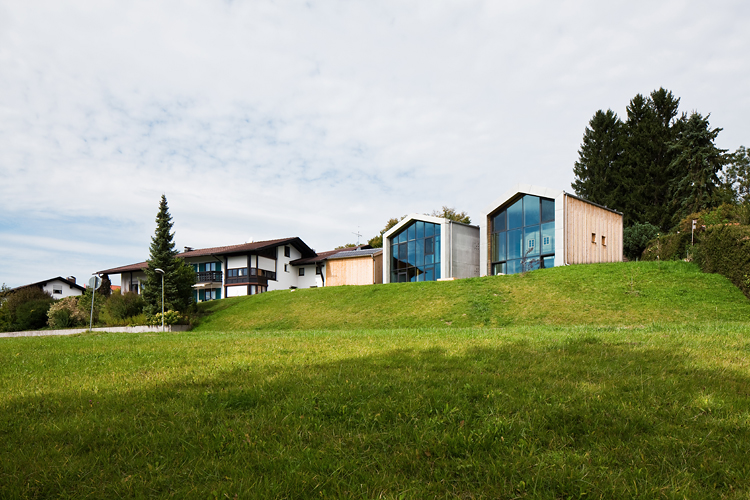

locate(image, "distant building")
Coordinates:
324 247 383 286
382 214 480 283
11 276 85 299
479 184 623 276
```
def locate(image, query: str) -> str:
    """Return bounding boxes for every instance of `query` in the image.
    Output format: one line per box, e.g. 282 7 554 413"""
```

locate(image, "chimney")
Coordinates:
184 246 194 252
67 276 76 284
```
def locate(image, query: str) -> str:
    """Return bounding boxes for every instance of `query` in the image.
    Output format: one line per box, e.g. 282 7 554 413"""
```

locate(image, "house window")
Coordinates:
130 282 139 294
592 233 597 244
316 266 322 275
205 262 219 272
52 285 63 295
228 268 247 277
490 195 555 275
602 235 607 246
201 289 221 301
284 246 291 257
299 268 305 276
284 264 289 272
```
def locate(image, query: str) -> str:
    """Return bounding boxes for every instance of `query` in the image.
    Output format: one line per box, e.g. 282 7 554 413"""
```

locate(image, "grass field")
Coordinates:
2 262 750 498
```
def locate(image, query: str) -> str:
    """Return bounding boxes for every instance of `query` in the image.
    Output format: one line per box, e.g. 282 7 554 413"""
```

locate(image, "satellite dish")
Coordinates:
89 276 102 289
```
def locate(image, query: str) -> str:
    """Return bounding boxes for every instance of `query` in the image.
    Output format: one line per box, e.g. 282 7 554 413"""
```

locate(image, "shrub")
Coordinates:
105 290 145 320
149 310 183 327
694 224 750 298
0 287 54 332
76 288 106 324
623 222 661 260
47 297 86 329
642 231 692 261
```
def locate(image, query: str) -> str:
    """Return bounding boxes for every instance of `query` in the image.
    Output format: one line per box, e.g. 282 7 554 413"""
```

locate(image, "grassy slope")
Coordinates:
195 261 750 331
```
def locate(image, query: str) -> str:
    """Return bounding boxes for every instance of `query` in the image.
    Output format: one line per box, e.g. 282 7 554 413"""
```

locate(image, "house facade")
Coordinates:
325 247 383 286
382 214 480 283
479 184 623 276
11 276 85 299
99 237 320 302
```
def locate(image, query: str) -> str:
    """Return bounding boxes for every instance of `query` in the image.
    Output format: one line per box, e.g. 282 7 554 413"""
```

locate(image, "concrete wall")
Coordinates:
447 222 481 279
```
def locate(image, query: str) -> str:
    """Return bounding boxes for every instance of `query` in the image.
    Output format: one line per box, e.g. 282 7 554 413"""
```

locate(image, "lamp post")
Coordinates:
155 268 165 332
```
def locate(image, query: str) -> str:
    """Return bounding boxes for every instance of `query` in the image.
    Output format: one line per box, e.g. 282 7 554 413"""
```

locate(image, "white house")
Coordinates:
382 214 480 283
99 237 334 303
11 276 85 299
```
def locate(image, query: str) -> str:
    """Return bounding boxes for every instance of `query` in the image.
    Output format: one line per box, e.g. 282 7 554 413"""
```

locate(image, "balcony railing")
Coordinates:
225 267 274 285
195 271 223 283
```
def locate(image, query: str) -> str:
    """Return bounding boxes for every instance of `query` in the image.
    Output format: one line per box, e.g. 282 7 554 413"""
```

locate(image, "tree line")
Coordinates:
572 88 748 235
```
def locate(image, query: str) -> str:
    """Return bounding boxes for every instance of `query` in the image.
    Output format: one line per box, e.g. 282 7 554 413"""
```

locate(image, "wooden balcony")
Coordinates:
195 271 223 283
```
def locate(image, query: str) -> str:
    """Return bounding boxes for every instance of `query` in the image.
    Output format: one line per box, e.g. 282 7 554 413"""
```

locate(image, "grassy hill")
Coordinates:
195 261 750 331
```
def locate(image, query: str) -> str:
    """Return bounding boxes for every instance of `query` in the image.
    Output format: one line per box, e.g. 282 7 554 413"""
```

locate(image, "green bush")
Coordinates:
0 287 54 332
149 310 182 327
47 297 86 329
642 231 692 261
623 222 661 260
14 299 55 331
104 290 145 320
76 288 106 324
694 224 750 297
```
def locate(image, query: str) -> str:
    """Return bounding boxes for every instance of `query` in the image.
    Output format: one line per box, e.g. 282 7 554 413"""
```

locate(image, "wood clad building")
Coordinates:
325 248 383 286
479 184 623 276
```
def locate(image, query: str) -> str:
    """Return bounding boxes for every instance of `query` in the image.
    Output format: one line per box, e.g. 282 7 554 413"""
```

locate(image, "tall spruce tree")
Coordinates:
573 88 687 231
667 112 728 224
142 195 195 315
572 109 624 216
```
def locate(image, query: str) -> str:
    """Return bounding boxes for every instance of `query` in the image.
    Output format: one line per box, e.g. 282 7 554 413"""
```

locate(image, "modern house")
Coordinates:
99 237 321 302
324 247 383 286
479 184 623 276
11 276 85 299
382 214 480 283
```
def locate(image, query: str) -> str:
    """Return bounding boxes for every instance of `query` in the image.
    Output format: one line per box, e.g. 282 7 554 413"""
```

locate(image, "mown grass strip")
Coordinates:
2 325 749 498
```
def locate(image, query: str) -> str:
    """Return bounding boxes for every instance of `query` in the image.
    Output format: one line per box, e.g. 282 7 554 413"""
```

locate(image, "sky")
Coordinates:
1 0 749 287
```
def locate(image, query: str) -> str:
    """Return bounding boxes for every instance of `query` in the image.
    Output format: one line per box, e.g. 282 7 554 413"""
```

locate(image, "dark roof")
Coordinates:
290 248 351 266
327 248 383 260
12 276 85 293
98 237 317 274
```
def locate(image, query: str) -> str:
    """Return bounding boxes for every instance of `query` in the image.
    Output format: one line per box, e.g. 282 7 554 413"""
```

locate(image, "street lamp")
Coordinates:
155 268 165 332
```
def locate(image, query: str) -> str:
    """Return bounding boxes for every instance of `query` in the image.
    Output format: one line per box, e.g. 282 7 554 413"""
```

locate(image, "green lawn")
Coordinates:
1 262 750 498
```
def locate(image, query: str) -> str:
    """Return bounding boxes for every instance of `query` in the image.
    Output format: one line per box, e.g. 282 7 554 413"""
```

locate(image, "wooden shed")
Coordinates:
325 248 383 286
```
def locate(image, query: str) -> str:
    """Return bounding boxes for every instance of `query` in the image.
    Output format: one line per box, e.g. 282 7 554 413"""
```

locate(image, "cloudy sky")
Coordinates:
1 0 748 287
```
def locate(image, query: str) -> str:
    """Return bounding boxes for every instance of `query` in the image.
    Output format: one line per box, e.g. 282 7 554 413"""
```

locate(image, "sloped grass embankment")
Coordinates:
195 261 750 331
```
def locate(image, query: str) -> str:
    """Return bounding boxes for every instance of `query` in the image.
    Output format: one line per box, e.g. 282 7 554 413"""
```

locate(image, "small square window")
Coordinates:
591 233 597 244
299 268 305 276
602 235 607 246
52 285 63 294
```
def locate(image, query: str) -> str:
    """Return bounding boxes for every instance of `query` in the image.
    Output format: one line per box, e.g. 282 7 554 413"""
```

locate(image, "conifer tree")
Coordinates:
142 195 195 315
668 113 728 224
97 274 112 298
572 109 624 217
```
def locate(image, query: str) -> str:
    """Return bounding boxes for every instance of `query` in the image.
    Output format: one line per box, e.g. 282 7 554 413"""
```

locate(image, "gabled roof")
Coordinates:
291 245 375 266
12 276 85 293
98 237 317 275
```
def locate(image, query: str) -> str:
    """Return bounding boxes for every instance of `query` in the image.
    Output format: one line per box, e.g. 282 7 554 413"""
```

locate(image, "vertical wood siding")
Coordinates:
326 257 377 286
565 195 623 264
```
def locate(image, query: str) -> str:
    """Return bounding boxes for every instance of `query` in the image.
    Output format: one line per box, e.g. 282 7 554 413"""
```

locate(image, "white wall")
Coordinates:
257 256 275 271
294 265 319 288
42 279 83 299
227 255 246 269
226 285 246 298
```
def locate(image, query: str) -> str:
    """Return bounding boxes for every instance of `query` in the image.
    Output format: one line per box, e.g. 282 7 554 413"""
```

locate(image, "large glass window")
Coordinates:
390 221 441 282
490 195 555 275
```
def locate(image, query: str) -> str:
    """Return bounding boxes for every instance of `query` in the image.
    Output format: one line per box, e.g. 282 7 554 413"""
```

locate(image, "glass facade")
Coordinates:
490 195 555 275
390 220 441 282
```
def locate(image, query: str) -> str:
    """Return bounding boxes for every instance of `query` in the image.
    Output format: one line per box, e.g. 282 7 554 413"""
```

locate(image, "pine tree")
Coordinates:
142 195 195 315
668 113 728 224
97 274 112 298
572 109 624 216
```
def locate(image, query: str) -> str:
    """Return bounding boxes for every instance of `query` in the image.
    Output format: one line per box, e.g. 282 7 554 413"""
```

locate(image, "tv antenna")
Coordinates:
352 226 362 246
